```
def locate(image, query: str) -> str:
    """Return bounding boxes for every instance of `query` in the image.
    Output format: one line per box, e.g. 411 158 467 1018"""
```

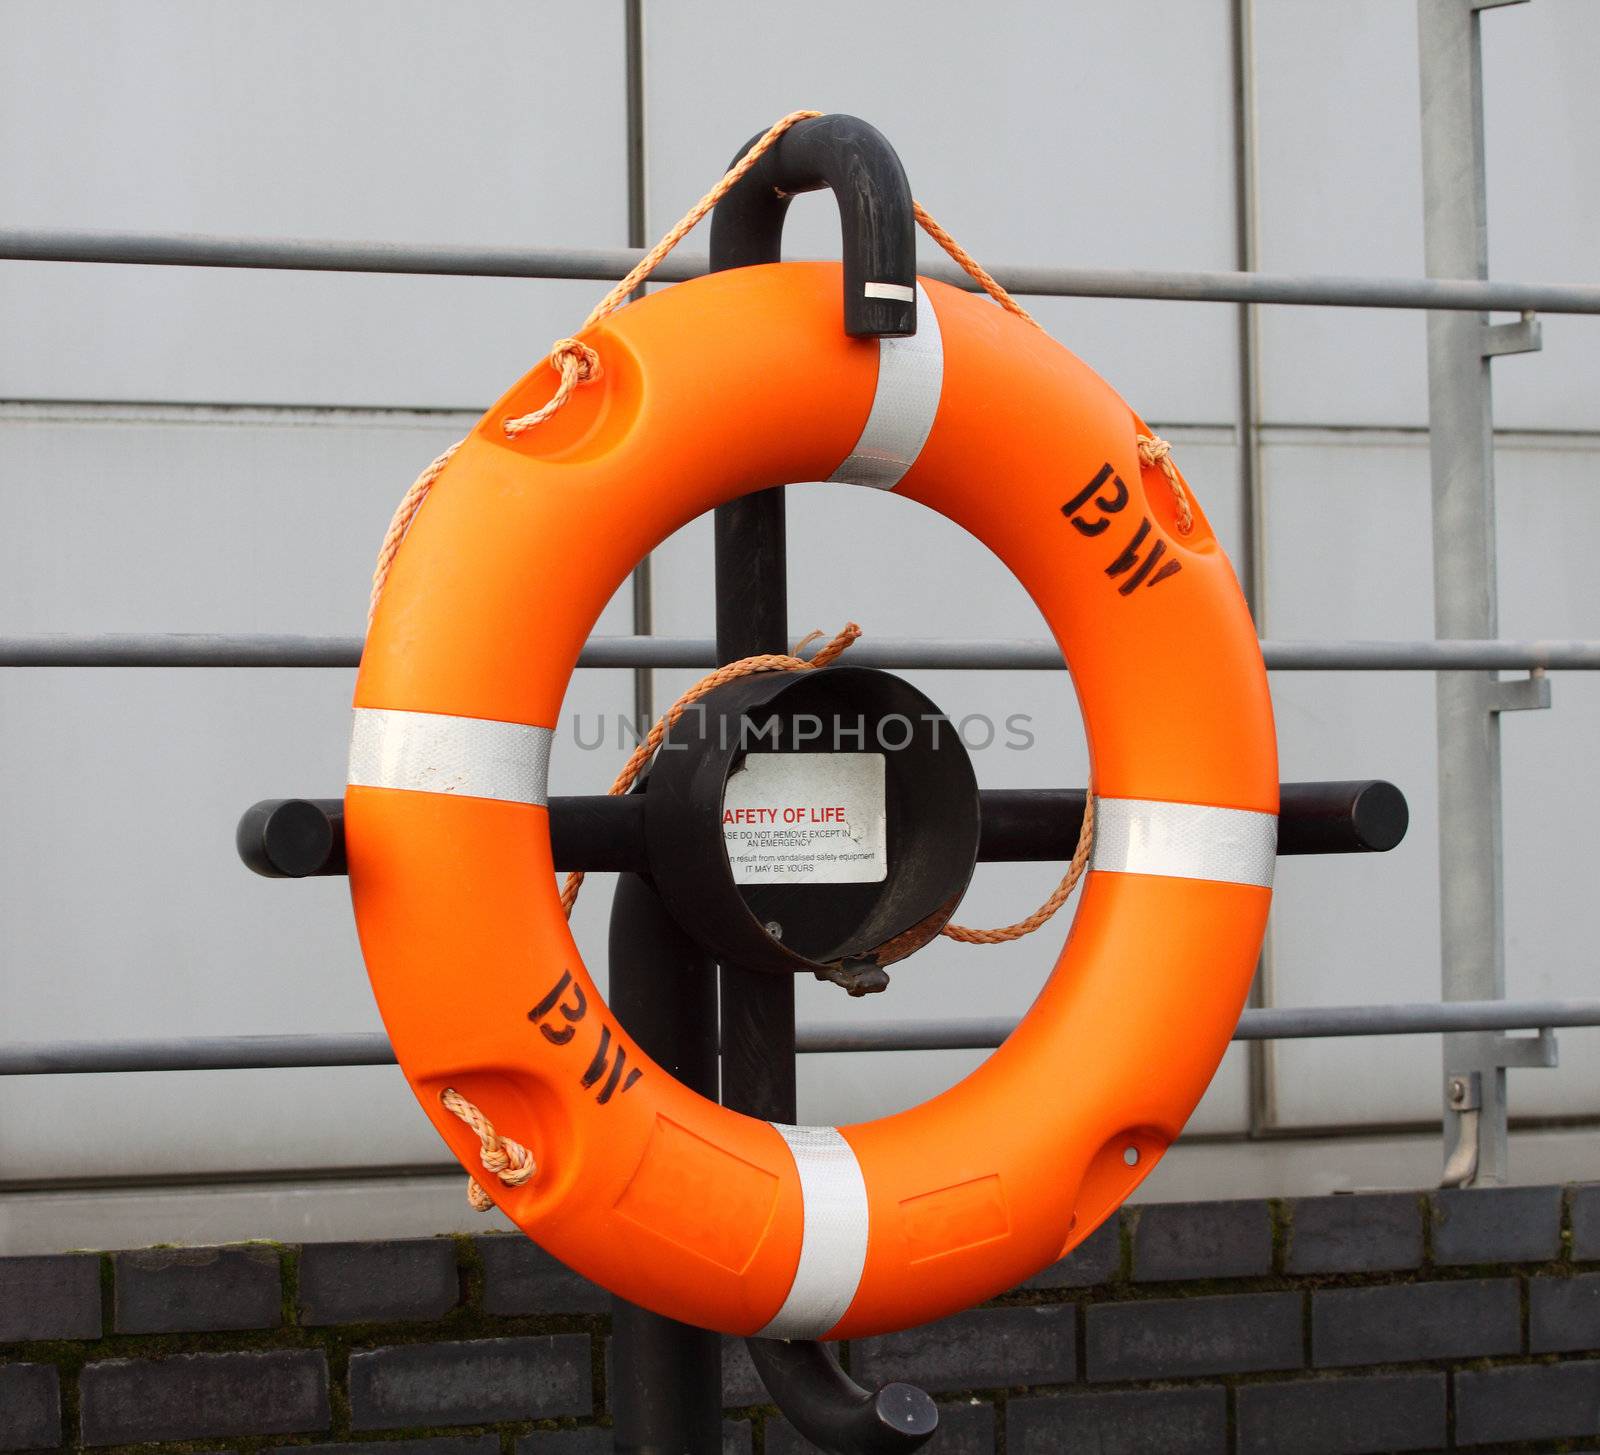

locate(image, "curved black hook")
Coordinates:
746 1338 938 1454
708 113 918 338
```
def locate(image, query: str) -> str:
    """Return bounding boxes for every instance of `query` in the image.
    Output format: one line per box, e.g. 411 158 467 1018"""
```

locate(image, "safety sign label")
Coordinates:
721 752 887 884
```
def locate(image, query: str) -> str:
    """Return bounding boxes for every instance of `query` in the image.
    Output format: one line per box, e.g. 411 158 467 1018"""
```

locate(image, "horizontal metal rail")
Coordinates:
4 633 1599 672
5 228 1600 315
1 1000 1594 1074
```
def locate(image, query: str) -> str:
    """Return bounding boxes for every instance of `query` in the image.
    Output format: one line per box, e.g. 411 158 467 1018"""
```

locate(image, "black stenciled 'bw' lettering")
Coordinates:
527 968 586 1044
581 1023 643 1105
1061 461 1183 595
528 969 643 1103
1105 517 1182 595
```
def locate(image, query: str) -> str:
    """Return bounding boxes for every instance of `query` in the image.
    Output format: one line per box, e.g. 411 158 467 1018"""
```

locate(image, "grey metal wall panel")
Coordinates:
1262 434 1600 1128
1254 0 1597 432
1253 0 1428 428
1480 0 1600 432
0 408 631 1181
0 1 627 407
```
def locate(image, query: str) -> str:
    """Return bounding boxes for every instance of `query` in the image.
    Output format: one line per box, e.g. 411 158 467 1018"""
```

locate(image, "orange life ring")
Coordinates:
346 261 1277 1340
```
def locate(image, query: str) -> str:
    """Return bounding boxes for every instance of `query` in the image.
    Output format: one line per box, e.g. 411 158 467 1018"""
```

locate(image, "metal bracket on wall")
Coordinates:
1440 1018 1561 1188
1491 1026 1559 1070
1481 310 1542 358
1440 1071 1482 1187
1485 667 1550 713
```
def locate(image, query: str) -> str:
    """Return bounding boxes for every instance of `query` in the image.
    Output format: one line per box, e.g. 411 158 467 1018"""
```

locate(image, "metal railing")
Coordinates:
4 633 1600 672
5 226 1600 315
3 2 1593 1189
2 1000 1597 1077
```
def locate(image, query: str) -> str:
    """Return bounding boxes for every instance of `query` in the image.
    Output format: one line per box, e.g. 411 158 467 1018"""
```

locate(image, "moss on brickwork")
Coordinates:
1268 1197 1291 1274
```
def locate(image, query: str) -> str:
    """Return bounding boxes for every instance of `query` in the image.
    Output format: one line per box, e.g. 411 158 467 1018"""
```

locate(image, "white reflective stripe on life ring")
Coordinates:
829 282 944 492
755 1123 870 1340
1090 797 1277 888
348 706 553 807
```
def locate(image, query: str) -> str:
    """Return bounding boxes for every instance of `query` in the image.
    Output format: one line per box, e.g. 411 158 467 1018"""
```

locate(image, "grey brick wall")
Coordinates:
1 1184 1596 1453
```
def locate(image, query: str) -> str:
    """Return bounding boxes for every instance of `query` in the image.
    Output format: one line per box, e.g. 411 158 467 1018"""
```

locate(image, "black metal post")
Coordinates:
608 870 723 1455
713 488 797 1124
709 116 938 1455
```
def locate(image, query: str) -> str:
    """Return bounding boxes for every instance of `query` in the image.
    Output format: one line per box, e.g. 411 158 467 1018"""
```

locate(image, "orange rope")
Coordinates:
942 793 1096 943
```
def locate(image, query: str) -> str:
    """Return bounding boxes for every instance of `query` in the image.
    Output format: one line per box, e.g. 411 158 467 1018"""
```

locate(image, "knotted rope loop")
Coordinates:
441 1087 536 1213
503 338 603 437
1136 432 1194 535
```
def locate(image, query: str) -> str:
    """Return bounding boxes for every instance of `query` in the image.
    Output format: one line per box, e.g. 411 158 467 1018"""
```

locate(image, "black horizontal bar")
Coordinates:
238 796 648 878
976 781 1407 859
240 780 1405 880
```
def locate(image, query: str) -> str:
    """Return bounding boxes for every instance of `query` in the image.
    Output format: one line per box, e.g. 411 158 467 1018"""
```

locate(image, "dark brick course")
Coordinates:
1086 1291 1301 1381
1431 1183 1563 1264
1021 1215 1122 1290
1284 1192 1423 1274
511 1423 749 1453
476 1234 608 1315
273 1442 497 1455
1312 1277 1520 1367
1531 1271 1600 1352
348 1335 592 1429
514 1432 609 1454
1008 1386 1225 1455
1454 1358 1600 1445
297 1238 460 1325
1236 1371 1445 1455
113 1244 280 1333
766 1398 993 1454
0 1253 101 1342
1132 1198 1272 1282
0 1363 60 1453
79 1348 329 1445
852 1306 1075 1392
1572 1183 1600 1261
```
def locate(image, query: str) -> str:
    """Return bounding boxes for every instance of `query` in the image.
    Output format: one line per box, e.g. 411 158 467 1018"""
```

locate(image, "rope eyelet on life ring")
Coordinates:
345 262 1277 1340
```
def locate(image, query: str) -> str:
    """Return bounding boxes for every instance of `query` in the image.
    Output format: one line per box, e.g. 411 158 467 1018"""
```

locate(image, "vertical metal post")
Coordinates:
1417 0 1529 1185
608 872 723 1454
713 490 799 1124
624 0 654 737
1230 0 1278 1141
